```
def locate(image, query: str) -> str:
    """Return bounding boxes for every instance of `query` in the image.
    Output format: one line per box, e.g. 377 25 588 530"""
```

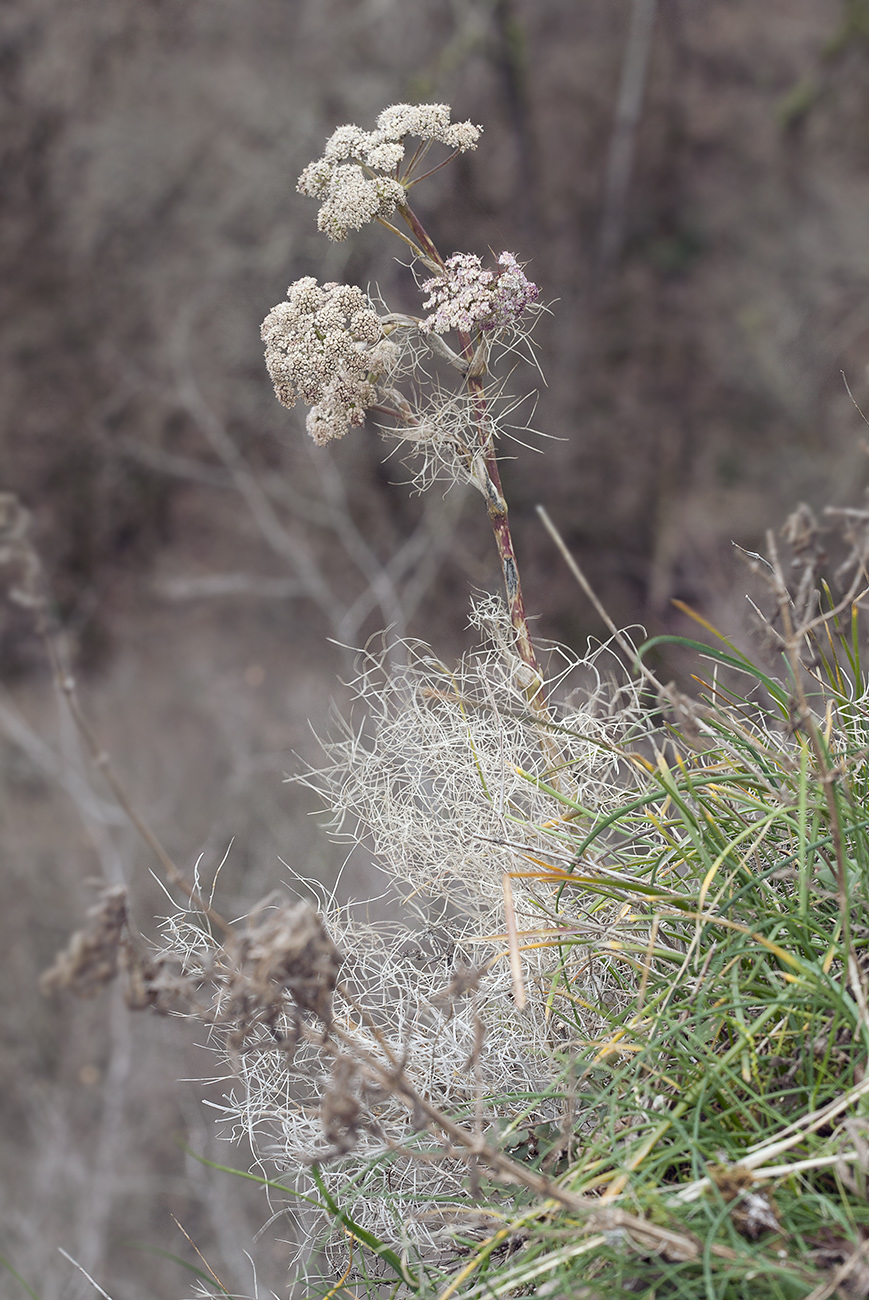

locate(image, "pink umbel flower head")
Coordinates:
421 251 539 336
487 252 540 330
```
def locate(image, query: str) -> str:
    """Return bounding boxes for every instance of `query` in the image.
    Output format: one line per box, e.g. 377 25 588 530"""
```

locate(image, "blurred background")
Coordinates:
2 0 868 1295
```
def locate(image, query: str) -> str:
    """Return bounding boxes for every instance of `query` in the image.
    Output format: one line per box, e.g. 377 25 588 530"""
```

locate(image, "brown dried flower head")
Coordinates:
319 1054 366 1160
240 901 343 1027
40 885 167 1011
0 492 45 611
40 886 129 999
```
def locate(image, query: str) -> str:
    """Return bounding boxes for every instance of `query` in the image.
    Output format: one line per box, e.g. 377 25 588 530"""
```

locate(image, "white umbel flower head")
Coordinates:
298 103 481 241
261 278 386 443
374 102 481 151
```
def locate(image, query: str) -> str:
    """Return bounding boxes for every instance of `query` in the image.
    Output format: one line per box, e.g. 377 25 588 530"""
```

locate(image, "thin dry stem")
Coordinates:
40 621 231 937
764 527 852 961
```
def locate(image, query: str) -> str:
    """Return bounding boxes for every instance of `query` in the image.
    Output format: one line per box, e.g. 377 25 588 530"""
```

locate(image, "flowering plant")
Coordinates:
263 103 545 706
32 103 869 1300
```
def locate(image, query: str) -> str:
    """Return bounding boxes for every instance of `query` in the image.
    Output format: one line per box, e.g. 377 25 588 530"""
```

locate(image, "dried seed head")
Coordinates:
0 492 46 611
244 901 343 1027
119 941 163 1011
319 1054 364 1159
40 886 129 998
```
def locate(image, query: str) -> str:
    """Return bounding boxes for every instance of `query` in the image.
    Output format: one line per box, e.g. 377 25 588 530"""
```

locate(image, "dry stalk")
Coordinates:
0 491 230 937
762 523 865 971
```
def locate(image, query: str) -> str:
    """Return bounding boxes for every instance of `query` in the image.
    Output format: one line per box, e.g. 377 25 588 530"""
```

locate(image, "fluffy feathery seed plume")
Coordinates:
168 605 655 1265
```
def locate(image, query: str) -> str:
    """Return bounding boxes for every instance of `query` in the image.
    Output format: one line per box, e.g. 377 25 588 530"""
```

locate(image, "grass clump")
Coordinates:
122 505 869 1299
263 509 869 1299
437 514 869 1299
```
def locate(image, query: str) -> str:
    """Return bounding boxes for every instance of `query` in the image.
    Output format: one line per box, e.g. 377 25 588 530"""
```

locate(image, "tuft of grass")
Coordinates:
430 540 869 1298
271 529 869 1298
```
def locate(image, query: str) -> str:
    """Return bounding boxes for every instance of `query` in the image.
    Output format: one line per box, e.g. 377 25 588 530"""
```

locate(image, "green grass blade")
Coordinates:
0 1255 41 1300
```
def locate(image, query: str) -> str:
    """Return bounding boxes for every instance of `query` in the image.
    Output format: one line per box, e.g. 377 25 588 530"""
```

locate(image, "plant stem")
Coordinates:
765 530 855 972
398 202 445 272
398 201 547 706
36 607 231 937
464 368 545 698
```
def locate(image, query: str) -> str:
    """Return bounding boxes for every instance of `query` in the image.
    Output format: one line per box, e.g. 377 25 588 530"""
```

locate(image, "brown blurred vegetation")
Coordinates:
1 0 869 1295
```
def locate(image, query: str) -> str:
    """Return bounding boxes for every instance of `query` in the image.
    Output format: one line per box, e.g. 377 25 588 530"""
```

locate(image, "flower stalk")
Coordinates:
266 104 551 725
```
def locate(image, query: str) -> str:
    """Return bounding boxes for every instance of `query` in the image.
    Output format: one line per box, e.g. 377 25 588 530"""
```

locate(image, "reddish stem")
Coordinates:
398 203 445 271
398 202 546 705
464 370 544 692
